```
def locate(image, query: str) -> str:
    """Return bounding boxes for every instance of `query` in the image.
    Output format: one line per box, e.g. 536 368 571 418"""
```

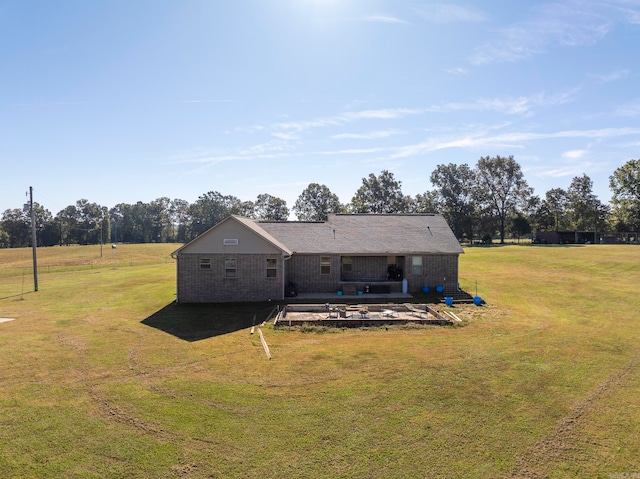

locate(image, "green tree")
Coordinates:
474 155 533 244
566 174 609 231
430 163 476 240
524 196 548 235
509 214 531 242
169 198 190 242
350 170 407 214
0 226 9 248
187 191 248 238
56 205 80 245
253 193 289 221
408 191 440 213
33 203 55 246
1 208 30 247
543 188 570 231
1 202 53 247
609 159 640 231
293 183 342 221
73 199 105 244
148 197 172 242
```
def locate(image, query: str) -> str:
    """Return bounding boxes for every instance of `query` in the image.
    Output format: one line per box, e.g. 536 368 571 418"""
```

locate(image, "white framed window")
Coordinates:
200 258 211 270
225 257 237 278
411 256 423 275
266 258 277 278
320 256 331 275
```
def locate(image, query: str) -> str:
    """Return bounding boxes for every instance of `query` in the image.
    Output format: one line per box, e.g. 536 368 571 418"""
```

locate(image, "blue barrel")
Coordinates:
421 286 430 293
473 296 482 306
445 296 453 306
436 285 444 293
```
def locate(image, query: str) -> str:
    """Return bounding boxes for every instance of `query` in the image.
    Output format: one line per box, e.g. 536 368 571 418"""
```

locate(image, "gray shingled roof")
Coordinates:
257 214 463 255
232 215 293 255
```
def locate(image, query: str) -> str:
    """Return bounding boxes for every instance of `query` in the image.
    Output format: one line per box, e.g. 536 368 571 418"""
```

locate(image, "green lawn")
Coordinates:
0 244 639 478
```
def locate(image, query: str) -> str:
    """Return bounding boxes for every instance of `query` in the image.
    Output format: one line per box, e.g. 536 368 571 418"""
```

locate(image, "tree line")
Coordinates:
2 156 639 248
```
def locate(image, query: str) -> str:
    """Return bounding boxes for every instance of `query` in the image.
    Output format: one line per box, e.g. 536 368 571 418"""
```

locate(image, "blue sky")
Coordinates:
2 0 640 217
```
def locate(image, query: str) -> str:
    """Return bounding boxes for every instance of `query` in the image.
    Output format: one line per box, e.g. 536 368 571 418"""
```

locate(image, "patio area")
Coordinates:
274 302 454 327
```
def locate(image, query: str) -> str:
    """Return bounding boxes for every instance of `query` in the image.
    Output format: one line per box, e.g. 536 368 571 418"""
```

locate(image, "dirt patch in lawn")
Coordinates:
505 354 640 478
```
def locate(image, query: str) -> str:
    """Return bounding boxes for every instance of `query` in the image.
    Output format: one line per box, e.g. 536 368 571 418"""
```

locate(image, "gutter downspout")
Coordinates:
170 251 179 303
282 252 291 300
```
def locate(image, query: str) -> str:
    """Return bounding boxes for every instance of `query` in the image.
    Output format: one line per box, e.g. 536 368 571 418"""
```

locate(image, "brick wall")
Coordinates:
177 252 460 301
406 254 459 292
177 253 283 303
284 254 342 294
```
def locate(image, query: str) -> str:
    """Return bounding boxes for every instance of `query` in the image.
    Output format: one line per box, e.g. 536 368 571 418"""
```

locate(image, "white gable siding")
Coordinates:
180 218 283 255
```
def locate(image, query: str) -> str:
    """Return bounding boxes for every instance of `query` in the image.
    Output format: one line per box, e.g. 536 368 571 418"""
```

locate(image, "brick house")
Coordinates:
171 214 464 303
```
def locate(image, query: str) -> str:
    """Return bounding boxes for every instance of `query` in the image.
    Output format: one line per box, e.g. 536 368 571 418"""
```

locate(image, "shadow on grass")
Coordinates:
141 302 278 342
0 291 36 301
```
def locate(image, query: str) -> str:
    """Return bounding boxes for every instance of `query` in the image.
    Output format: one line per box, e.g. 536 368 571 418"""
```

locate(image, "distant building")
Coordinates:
533 231 638 244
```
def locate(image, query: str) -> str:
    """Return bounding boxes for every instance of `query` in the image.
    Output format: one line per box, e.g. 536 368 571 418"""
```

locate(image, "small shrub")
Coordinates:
482 234 493 244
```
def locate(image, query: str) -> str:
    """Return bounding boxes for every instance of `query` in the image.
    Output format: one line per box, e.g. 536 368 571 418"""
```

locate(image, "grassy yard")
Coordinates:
0 244 639 478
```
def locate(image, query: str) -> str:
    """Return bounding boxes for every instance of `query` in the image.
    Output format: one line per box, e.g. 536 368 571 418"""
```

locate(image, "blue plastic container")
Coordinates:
357 291 363 296
337 291 343 296
445 296 453 306
436 285 444 293
473 296 482 306
421 286 430 293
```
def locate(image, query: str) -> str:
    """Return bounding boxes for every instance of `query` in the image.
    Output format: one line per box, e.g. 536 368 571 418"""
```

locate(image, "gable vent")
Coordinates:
223 238 239 245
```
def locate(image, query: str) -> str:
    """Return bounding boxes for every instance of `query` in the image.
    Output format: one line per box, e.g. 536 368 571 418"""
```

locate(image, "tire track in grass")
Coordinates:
505 354 639 479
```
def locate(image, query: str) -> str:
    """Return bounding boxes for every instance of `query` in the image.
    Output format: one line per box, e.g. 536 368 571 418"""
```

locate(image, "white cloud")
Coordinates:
312 147 393 156
535 164 595 179
414 4 487 23
470 2 616 65
172 138 296 168
589 69 630 83
225 125 265 134
445 67 468 75
607 0 640 24
613 99 640 117
274 108 423 131
562 149 587 159
428 97 534 115
387 126 640 159
180 99 233 104
331 129 405 140
426 90 577 116
271 132 299 140
363 14 411 25
344 108 422 120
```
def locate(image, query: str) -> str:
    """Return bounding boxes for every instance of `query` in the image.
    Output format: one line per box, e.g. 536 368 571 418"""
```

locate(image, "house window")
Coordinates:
225 257 237 278
266 258 277 278
341 256 352 273
320 256 331 275
411 256 423 275
200 258 211 270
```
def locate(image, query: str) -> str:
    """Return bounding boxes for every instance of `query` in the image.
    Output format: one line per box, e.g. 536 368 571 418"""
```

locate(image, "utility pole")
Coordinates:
29 186 39 291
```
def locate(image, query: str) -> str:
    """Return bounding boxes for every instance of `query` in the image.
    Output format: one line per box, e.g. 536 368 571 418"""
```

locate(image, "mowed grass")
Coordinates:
1 244 639 478
0 243 177 279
